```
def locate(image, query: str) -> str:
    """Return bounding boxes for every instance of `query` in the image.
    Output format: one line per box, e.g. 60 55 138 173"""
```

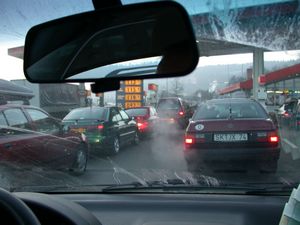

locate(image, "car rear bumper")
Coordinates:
157 118 187 129
184 146 280 162
87 135 112 151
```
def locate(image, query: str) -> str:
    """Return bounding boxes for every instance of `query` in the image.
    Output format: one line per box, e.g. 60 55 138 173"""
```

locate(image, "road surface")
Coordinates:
1 127 299 190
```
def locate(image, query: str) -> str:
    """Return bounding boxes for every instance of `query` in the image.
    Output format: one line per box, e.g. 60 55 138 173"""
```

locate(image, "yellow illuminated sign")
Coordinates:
125 94 142 101
125 86 141 93
125 102 142 108
125 80 142 86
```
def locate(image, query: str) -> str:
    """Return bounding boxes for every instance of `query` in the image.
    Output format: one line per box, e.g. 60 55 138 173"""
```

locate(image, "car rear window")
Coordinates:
125 108 148 117
157 99 180 110
193 102 268 120
64 108 108 120
284 102 296 111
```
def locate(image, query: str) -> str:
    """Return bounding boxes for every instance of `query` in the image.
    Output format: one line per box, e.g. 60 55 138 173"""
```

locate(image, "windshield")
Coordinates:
125 108 148 117
194 101 268 120
157 99 180 110
63 107 108 121
0 0 299 194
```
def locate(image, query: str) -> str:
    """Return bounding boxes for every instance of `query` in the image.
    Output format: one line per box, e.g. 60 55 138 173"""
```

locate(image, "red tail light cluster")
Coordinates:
256 131 279 143
185 134 195 144
283 112 291 117
97 124 104 130
269 136 279 143
185 138 193 144
179 111 184 116
137 121 148 130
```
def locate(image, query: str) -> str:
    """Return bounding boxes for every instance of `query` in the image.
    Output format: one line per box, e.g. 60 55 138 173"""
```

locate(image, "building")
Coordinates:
218 63 300 104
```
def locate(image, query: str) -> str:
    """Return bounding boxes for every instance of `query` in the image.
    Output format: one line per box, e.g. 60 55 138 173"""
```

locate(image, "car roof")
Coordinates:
0 104 48 112
205 98 258 104
125 106 151 110
71 106 113 111
159 97 181 100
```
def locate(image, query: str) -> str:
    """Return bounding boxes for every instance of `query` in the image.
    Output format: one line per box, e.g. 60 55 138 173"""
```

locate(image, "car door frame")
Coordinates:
0 107 45 166
109 107 128 145
119 109 136 142
22 107 72 166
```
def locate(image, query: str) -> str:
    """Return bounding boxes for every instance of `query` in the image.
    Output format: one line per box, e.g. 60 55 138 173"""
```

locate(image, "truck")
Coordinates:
11 79 84 119
0 79 34 104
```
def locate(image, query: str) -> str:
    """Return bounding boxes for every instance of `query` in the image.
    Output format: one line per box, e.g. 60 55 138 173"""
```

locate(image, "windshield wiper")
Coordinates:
101 180 297 194
11 180 297 195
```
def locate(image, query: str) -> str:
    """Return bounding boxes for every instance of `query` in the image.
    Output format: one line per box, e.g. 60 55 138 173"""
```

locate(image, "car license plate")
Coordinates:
71 128 86 133
214 133 248 142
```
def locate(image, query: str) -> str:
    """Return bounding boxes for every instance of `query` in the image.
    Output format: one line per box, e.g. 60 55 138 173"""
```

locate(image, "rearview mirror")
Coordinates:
24 1 198 83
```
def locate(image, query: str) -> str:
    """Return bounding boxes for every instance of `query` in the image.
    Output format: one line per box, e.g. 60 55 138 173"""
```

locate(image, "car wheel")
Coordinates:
71 144 88 175
260 160 278 173
111 137 120 155
132 131 140 145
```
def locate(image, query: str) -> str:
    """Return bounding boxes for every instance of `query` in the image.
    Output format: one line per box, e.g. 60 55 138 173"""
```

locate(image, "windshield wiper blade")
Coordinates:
101 179 192 192
101 180 297 194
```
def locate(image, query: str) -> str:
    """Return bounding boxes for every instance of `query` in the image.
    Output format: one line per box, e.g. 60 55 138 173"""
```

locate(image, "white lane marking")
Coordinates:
283 138 298 149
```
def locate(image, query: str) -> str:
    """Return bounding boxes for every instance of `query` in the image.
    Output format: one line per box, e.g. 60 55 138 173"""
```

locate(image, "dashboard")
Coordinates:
9 192 287 225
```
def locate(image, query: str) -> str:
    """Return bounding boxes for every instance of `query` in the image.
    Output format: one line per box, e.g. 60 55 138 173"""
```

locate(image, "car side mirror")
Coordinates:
59 124 70 135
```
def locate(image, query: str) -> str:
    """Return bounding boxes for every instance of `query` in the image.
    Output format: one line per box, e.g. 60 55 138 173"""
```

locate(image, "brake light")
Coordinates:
97 124 104 130
269 136 279 143
179 111 184 116
256 131 279 143
137 121 148 130
185 134 195 144
283 112 290 117
185 138 193 144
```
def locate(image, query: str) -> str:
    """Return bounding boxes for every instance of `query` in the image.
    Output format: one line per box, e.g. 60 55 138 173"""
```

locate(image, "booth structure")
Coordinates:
0 79 34 104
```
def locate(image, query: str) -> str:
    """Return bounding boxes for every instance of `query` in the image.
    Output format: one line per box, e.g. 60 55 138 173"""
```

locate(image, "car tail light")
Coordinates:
269 136 279 143
97 124 104 130
185 138 193 144
256 131 279 143
179 111 184 116
283 112 291 117
137 121 148 130
185 134 195 144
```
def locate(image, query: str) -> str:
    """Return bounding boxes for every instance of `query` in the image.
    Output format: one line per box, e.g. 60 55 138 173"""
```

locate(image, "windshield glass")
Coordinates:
194 101 268 120
0 0 299 194
157 99 180 110
63 107 107 121
125 108 148 117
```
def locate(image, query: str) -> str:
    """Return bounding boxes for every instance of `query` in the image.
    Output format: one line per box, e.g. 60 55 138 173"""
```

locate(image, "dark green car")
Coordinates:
62 107 139 154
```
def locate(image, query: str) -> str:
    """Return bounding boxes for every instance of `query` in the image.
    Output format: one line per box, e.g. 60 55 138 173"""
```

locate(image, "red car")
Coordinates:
0 104 88 175
125 106 159 137
184 98 280 172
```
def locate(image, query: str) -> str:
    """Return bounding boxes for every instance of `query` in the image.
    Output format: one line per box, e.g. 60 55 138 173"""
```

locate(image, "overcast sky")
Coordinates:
1 47 299 82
